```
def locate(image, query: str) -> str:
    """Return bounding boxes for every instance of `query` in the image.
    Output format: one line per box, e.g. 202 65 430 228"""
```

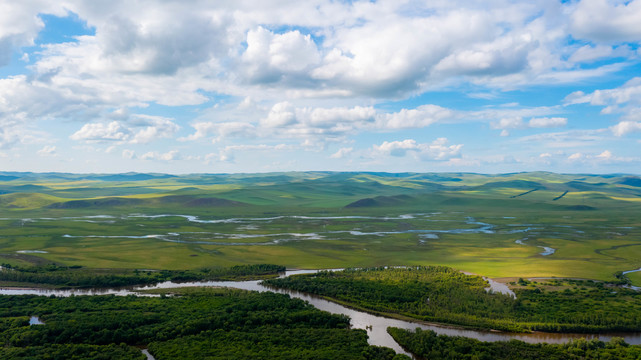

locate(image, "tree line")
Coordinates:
264 266 641 333
0 263 285 288
388 327 641 360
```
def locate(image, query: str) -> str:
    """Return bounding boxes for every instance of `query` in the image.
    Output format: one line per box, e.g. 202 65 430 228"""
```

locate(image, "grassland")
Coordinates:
1 171 641 285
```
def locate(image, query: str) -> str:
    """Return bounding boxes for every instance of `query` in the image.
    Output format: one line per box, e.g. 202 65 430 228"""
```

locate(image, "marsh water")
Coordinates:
3 269 641 357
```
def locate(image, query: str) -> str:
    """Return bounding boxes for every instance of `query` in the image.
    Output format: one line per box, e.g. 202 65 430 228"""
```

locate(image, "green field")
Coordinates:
1 171 641 285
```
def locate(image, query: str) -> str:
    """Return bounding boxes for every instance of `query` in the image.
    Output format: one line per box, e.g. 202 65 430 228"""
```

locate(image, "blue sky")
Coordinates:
1 0 641 174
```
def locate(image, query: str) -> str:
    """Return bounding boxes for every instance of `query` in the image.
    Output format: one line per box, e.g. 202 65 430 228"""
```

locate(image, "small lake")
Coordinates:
3 269 641 357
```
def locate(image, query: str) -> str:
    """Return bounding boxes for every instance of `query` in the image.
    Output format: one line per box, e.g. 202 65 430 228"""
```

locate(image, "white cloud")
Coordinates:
70 121 130 142
122 149 135 159
564 78 641 136
0 2 67 66
490 116 567 134
565 77 641 107
37 145 56 156
568 44 632 63
571 0 641 43
517 129 609 148
129 116 180 144
528 117 567 128
180 121 256 143
596 150 613 160
568 152 583 161
373 138 462 161
0 115 44 149
378 105 453 129
330 147 353 159
69 116 178 143
243 27 321 82
3 0 632 128
1 1 640 173
565 149 635 164
260 102 297 128
611 121 641 136
491 117 525 130
140 150 180 161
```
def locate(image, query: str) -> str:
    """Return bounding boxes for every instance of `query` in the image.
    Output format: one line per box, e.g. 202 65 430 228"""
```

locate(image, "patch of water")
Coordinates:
514 238 556 256
623 267 641 276
29 316 44 325
58 213 500 246
141 349 155 360
483 278 517 299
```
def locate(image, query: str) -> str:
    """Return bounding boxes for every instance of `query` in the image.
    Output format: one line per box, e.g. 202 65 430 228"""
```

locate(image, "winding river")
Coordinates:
3 269 641 357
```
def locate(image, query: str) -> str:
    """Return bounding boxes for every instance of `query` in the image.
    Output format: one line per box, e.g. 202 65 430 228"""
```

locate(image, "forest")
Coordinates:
388 327 641 359
0 264 285 288
0 287 409 360
264 266 641 333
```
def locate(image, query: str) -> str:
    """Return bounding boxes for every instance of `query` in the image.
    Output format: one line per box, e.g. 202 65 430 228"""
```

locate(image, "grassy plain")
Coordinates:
1 171 641 285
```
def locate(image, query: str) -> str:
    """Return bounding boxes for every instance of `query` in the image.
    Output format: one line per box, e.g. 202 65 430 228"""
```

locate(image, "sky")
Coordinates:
1 0 641 174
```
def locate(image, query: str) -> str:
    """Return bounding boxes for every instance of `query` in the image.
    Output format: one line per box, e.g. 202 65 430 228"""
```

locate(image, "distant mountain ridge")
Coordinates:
1 171 640 211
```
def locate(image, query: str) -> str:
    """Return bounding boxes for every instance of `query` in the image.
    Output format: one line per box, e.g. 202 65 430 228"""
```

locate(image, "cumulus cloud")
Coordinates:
37 145 57 156
243 27 321 83
528 117 567 128
373 138 462 161
490 116 567 135
0 2 68 66
330 147 353 159
0 116 40 149
568 44 632 63
565 149 635 164
1 1 640 172
70 116 179 143
611 121 641 136
4 0 634 127
571 0 641 43
140 150 180 161
129 116 180 144
564 78 641 136
183 102 461 146
260 102 297 128
70 121 130 142
377 105 453 129
565 77 641 107
180 122 256 143
568 152 584 161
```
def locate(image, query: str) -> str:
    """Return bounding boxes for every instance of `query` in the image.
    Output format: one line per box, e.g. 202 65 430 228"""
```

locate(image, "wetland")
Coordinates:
2 171 641 358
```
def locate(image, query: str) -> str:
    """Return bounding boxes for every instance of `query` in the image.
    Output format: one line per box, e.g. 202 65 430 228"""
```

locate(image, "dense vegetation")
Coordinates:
0 264 285 288
0 288 410 359
265 266 641 333
0 343 145 360
388 327 641 360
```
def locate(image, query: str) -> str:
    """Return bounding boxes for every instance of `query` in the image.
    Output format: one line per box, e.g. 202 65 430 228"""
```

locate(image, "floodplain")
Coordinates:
2 171 641 358
1 171 641 284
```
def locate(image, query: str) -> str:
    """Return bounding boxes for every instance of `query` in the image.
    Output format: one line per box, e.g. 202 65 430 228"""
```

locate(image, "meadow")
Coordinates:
1 171 641 285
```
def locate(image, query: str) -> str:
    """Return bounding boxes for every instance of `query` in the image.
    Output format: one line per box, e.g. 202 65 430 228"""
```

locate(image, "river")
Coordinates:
3 269 641 357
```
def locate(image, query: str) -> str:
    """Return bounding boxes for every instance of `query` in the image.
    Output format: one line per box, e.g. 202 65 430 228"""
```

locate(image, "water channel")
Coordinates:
3 269 641 358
